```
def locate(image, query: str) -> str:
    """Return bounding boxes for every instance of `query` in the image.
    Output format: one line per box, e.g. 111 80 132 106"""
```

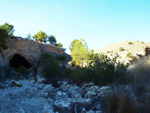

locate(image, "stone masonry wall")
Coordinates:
0 37 65 67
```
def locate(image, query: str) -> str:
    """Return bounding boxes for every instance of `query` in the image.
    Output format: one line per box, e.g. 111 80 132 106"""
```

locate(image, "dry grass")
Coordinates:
106 90 137 113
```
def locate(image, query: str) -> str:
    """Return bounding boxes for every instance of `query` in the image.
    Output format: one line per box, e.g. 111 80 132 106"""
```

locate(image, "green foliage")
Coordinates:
55 43 63 48
69 38 88 65
0 22 14 35
107 50 110 53
33 31 47 43
14 67 31 77
119 47 125 51
70 53 127 85
57 54 66 61
71 60 76 67
40 53 60 80
126 52 132 58
70 67 92 84
89 54 117 85
0 28 8 51
0 65 18 80
48 35 57 45
128 41 133 45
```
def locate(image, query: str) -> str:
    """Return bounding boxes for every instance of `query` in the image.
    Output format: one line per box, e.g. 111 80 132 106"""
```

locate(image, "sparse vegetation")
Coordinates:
126 52 132 58
0 28 8 51
0 22 150 113
119 47 125 51
128 41 133 45
70 54 127 85
107 50 110 53
40 53 60 80
14 67 32 77
57 54 67 61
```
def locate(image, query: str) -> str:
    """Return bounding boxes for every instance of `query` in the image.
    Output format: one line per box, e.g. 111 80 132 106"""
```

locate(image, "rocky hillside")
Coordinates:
94 41 150 63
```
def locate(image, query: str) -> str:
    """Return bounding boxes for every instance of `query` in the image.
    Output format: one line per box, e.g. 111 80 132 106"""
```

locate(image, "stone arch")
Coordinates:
9 54 32 68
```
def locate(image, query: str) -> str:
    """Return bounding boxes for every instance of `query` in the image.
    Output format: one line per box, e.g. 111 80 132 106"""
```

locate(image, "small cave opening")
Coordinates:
9 54 32 68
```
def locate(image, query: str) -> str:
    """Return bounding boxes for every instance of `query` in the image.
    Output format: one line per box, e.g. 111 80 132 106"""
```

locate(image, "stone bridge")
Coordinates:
0 36 68 68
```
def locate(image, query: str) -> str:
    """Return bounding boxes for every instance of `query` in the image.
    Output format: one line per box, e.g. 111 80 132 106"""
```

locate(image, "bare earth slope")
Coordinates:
94 41 150 64
95 41 150 54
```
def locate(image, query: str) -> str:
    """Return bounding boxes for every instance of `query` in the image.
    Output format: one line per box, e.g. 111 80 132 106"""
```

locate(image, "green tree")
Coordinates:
26 33 32 40
69 38 88 65
33 31 47 43
48 35 57 45
69 39 79 52
55 43 63 48
0 23 14 35
0 28 8 51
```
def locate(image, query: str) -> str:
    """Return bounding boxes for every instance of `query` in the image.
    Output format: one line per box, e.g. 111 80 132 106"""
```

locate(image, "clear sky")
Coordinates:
0 0 150 54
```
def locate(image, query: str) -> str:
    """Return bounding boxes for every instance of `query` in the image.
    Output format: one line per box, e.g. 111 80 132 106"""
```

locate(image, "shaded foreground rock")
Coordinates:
0 79 108 113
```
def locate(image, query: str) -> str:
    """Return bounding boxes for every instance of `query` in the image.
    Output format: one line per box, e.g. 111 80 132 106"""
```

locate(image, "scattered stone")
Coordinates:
96 110 102 113
57 91 62 96
66 84 70 88
43 84 54 93
86 110 95 113
11 80 22 87
43 104 54 113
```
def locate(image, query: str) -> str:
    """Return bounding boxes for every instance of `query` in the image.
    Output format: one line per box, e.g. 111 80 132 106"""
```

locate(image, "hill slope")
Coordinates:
94 41 150 63
95 41 150 54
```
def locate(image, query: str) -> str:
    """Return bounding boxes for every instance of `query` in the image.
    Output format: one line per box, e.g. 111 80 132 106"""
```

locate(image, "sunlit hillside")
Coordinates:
95 41 150 54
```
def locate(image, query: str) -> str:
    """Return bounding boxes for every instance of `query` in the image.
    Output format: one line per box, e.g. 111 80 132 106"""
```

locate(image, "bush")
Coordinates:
128 42 133 45
70 67 93 84
70 54 127 85
106 51 110 53
119 47 125 51
40 53 60 80
126 52 132 58
57 54 66 61
71 60 76 67
14 66 32 77
0 65 18 80
0 28 8 52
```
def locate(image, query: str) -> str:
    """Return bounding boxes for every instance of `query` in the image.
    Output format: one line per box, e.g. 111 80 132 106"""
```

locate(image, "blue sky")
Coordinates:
0 0 150 54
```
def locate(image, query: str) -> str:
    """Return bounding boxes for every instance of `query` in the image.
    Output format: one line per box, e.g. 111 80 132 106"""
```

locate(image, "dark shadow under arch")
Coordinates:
9 54 32 68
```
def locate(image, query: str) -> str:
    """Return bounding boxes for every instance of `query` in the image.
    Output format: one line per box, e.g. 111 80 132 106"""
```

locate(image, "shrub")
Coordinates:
128 42 133 45
106 51 110 53
57 54 66 61
14 66 31 77
70 54 127 85
0 65 18 80
119 47 125 51
0 28 8 52
71 60 76 67
70 67 92 84
40 53 60 80
118 56 122 59
126 52 132 58
89 54 116 85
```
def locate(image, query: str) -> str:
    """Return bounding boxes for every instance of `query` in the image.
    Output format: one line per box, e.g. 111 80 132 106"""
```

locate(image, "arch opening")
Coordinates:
9 54 32 68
